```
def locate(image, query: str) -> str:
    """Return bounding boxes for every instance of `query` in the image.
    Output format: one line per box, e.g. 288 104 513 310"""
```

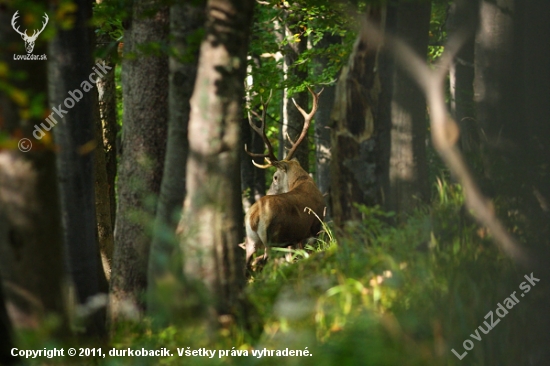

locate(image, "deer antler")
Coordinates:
11 11 48 40
285 86 323 160
245 90 278 169
31 13 49 39
11 11 27 37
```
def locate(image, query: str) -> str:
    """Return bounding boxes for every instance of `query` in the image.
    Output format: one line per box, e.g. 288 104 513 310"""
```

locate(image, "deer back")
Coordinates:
246 160 324 246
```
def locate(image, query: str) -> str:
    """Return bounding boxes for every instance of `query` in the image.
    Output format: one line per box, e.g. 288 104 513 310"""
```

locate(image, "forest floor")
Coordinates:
15 178 539 366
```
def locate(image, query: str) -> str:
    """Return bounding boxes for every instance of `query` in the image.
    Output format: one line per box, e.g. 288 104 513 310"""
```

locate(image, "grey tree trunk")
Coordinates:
330 7 385 227
110 1 169 323
94 23 119 283
96 32 118 229
314 34 340 215
147 0 205 323
241 116 267 210
279 7 309 169
448 0 479 153
475 1 550 362
0 5 67 332
241 100 267 211
178 0 254 327
383 1 431 216
93 80 114 282
48 0 106 335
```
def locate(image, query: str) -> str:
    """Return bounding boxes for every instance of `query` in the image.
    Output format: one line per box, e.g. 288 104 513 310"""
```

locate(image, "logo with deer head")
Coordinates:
11 11 49 54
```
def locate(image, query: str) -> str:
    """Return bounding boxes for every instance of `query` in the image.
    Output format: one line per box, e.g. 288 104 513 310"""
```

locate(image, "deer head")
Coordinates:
245 86 322 171
11 11 49 54
242 87 325 271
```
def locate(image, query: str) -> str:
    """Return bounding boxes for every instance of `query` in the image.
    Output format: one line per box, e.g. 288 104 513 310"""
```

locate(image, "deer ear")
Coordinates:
272 160 288 172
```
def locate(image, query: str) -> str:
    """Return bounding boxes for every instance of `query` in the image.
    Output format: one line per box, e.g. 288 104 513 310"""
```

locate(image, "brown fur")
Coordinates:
244 159 324 270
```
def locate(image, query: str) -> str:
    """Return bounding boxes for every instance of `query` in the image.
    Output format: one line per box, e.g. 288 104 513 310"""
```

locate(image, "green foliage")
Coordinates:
13 178 534 366
93 0 127 42
246 1 357 189
427 0 449 62
247 0 355 97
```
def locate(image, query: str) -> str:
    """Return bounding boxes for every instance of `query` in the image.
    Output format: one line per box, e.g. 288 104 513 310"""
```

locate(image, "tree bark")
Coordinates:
147 0 205 322
0 5 67 332
178 0 254 327
48 0 107 335
448 0 479 153
474 1 550 363
93 81 114 283
110 1 169 323
383 1 431 216
241 101 267 211
314 34 340 216
96 32 118 230
279 6 309 169
330 7 385 227
94 9 118 284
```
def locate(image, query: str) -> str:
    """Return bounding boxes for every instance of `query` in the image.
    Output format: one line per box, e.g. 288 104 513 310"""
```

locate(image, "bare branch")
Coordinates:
362 18 529 265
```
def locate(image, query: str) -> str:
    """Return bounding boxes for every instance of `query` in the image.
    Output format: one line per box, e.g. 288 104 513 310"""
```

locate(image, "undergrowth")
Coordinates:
15 178 540 365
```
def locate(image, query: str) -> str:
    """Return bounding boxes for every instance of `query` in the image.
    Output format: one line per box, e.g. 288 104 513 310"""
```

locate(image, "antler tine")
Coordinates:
38 13 49 34
252 157 274 169
285 86 324 160
30 13 48 39
11 11 26 37
245 90 277 165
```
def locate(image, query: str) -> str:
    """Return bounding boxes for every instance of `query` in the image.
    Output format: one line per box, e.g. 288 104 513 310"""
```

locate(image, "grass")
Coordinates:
13 177 539 365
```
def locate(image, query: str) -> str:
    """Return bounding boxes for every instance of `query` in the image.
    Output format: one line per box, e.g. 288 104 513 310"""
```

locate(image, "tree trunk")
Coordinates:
94 14 118 283
383 1 431 216
241 116 267 210
475 1 550 362
93 82 115 283
147 0 205 323
0 271 15 365
314 34 340 216
48 0 107 335
0 5 67 332
110 2 169 323
96 32 119 230
280 6 309 169
448 0 479 153
241 104 267 211
178 0 254 327
330 8 385 228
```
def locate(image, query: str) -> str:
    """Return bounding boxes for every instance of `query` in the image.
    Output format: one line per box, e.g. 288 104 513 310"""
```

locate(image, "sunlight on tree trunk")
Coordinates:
96 31 118 230
384 2 431 216
93 81 114 283
280 5 309 170
177 0 254 330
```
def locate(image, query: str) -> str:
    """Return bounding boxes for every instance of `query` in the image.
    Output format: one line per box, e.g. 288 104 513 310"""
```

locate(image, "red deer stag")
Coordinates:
242 87 325 270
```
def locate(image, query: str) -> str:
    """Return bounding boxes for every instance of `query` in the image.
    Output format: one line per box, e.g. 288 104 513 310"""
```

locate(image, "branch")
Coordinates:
361 19 529 265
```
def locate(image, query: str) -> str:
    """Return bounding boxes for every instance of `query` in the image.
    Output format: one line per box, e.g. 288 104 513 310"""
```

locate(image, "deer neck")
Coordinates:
288 173 311 191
